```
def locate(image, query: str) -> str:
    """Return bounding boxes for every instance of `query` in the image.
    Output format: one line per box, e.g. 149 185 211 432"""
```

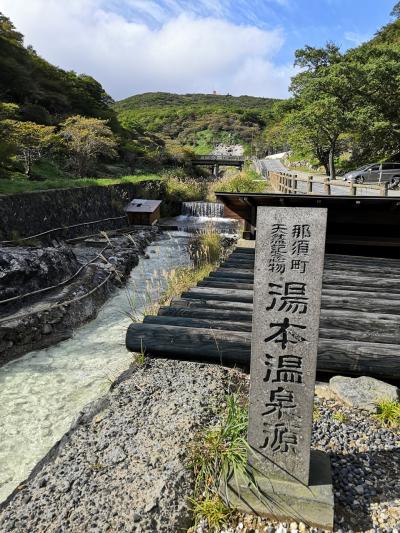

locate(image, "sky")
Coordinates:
0 0 396 101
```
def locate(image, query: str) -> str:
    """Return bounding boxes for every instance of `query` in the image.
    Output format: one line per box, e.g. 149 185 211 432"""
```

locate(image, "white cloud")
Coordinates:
0 0 294 99
344 31 370 46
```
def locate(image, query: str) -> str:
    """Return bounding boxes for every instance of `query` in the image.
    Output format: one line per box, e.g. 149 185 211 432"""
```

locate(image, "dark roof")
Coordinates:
125 199 162 213
215 192 400 257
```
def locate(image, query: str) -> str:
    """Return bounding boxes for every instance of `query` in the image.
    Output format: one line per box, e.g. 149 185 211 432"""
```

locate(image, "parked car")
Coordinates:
343 163 400 188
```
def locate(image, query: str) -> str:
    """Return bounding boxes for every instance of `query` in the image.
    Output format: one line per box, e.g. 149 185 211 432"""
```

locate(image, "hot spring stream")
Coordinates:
0 231 192 503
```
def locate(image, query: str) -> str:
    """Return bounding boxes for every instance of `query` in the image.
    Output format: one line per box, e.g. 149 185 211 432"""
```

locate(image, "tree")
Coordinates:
391 2 400 19
59 116 117 176
0 13 23 45
5 120 55 178
287 44 358 178
0 103 19 175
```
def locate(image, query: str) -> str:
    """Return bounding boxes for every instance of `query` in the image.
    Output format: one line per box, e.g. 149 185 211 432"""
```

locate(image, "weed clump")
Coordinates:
374 399 400 428
188 225 223 266
332 411 349 424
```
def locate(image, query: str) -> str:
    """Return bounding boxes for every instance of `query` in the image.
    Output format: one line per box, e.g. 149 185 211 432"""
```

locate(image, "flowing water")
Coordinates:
0 231 191 503
181 201 224 218
176 202 238 234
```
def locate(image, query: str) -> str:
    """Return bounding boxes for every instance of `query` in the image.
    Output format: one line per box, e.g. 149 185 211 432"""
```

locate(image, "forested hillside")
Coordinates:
114 92 278 154
0 14 115 127
0 13 164 187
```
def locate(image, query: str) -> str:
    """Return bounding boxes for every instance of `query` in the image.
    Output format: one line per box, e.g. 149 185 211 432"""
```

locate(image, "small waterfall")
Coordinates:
181 202 224 218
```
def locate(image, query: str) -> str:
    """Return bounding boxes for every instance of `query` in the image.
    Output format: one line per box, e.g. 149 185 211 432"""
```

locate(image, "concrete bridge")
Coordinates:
191 155 245 175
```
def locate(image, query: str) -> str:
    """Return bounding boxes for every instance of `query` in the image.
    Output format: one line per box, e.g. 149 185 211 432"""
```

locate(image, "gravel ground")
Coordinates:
205 388 399 533
0 359 398 533
0 359 240 533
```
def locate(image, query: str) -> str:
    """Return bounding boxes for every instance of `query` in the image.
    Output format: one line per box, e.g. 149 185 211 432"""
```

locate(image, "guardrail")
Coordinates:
268 171 390 197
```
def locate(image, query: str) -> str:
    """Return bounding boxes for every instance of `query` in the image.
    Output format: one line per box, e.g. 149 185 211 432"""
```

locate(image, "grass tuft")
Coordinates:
332 411 349 424
189 394 249 529
188 225 223 266
374 399 400 428
313 406 322 421
189 493 232 531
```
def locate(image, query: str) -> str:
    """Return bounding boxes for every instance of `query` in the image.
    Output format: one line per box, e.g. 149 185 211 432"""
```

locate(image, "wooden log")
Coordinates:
229 252 255 260
183 287 254 303
158 306 398 343
200 278 400 296
146 316 395 344
319 327 397 345
126 323 251 366
232 250 400 270
126 323 400 378
322 288 400 301
198 280 254 291
221 257 400 277
210 271 400 291
235 247 255 254
324 264 400 277
158 306 252 322
182 287 400 313
207 273 254 282
326 254 400 267
170 298 253 311
144 315 252 332
211 268 254 278
317 338 400 377
320 294 400 313
222 259 254 266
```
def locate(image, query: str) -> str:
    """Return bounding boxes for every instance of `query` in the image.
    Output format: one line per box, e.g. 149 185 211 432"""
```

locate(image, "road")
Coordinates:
257 158 400 197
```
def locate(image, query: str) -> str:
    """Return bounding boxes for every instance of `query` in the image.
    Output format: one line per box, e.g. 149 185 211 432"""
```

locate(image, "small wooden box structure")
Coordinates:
125 199 162 226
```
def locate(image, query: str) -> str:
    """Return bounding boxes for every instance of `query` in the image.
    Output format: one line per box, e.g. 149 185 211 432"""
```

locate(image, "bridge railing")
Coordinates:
268 171 389 197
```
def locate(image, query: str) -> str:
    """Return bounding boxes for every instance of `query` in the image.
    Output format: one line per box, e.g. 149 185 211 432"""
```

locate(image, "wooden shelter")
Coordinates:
215 192 400 258
125 199 161 226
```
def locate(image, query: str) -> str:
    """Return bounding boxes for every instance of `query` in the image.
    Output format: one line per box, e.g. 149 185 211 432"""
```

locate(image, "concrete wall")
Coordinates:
0 181 165 242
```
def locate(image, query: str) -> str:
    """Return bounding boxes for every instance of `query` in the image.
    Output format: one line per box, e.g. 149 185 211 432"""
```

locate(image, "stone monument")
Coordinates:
221 207 334 530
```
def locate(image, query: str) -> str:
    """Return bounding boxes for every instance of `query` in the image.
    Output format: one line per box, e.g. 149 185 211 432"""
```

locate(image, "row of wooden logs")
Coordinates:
126 246 400 379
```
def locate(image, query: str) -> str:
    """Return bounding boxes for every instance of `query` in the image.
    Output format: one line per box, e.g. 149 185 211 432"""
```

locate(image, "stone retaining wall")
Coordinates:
0 181 165 242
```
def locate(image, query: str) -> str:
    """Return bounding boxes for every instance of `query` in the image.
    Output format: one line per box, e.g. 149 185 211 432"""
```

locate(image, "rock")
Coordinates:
329 376 399 412
315 382 337 401
42 324 52 335
0 246 79 303
103 445 126 465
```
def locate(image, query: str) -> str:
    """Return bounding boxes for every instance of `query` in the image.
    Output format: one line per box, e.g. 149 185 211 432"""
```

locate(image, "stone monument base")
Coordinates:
219 450 334 530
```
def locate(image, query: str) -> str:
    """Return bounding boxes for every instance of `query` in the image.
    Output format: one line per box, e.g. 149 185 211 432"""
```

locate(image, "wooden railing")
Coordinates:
268 171 389 197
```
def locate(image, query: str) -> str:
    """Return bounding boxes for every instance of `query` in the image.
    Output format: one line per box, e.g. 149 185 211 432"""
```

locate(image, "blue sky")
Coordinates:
0 0 396 99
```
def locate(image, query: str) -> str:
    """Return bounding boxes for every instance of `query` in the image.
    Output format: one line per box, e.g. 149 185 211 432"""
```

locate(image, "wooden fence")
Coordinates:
268 171 390 196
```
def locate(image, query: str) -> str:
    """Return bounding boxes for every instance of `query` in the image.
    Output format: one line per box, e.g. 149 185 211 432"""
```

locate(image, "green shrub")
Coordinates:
164 175 207 202
209 168 267 199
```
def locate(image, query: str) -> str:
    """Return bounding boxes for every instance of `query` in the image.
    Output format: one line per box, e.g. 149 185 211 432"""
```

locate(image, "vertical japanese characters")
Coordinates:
248 208 327 485
262 224 311 455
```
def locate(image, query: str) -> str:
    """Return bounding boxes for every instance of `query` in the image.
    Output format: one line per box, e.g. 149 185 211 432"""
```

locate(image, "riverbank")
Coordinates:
0 227 158 365
0 231 194 503
1 357 398 533
0 357 241 532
